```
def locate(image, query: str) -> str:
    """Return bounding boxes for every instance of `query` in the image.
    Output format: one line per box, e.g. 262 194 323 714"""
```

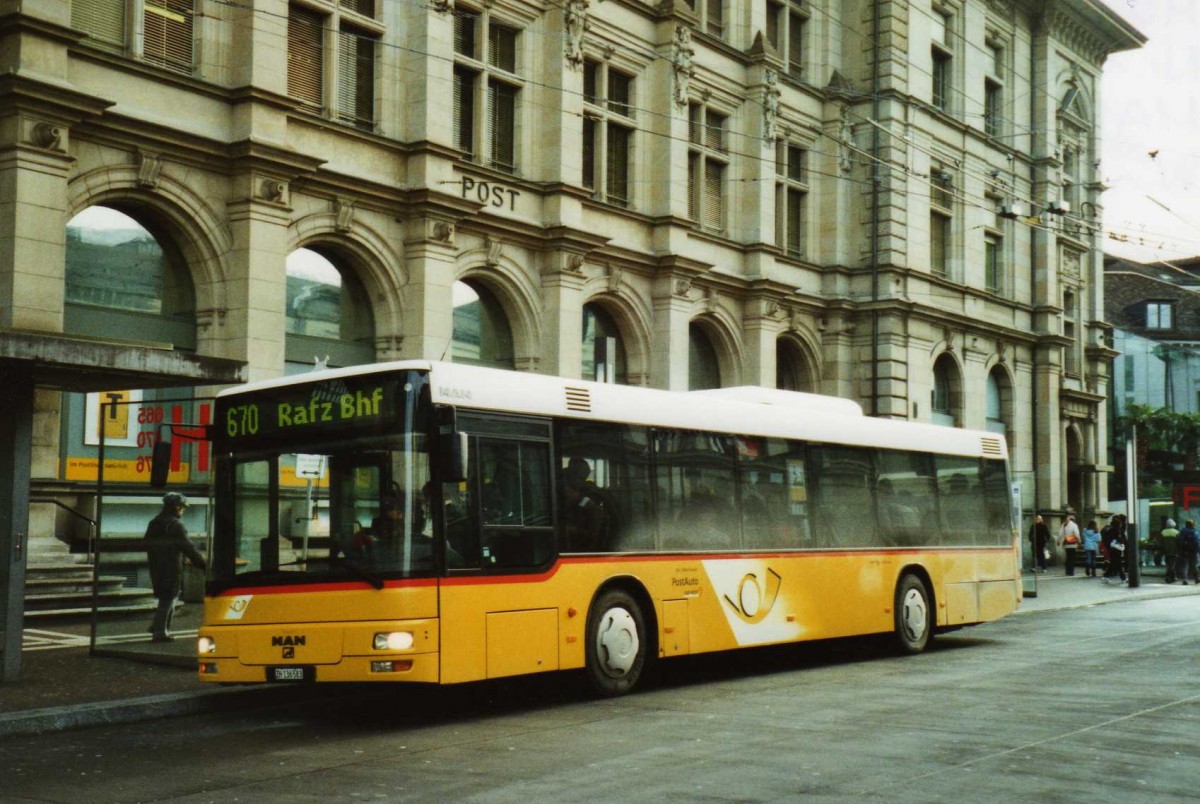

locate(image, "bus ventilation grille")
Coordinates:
981 436 1003 457
565 386 592 413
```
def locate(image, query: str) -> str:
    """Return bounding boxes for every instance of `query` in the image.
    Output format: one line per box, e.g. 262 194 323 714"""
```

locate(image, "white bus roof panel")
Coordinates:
217 360 1006 460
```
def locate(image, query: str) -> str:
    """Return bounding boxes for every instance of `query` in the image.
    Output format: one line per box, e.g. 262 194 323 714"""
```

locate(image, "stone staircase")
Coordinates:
23 552 158 620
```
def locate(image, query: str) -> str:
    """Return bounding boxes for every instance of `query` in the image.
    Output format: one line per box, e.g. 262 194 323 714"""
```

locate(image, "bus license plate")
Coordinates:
269 666 312 682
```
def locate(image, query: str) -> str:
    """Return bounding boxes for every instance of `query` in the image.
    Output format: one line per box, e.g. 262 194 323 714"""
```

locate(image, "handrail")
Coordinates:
31 497 99 562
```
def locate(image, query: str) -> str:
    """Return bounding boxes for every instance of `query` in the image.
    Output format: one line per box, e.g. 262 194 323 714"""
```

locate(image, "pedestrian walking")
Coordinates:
1102 514 1127 584
1059 515 1081 576
144 492 207 642
1081 519 1102 577
1177 519 1199 586
1160 519 1180 583
1029 514 1051 572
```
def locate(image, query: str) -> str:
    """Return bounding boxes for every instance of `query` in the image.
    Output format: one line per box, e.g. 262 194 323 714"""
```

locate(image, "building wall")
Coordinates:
0 0 1143 539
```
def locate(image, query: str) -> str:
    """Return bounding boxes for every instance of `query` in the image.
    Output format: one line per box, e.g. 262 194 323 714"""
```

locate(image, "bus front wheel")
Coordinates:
585 589 646 696
893 574 932 654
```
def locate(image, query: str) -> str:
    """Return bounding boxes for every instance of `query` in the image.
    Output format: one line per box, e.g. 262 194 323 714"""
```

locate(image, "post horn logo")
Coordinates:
723 568 782 624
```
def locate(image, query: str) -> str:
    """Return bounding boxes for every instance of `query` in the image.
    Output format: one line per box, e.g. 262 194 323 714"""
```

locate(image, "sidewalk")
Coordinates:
1 563 1197 738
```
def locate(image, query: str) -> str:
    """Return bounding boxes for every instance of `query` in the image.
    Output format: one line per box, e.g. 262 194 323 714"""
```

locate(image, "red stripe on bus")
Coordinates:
212 578 438 596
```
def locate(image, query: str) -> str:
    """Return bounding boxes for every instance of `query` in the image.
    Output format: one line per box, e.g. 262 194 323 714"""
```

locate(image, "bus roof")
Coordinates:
217 360 1006 459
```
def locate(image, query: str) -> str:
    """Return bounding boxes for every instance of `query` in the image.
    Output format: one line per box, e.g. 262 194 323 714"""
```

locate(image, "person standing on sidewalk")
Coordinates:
1102 514 1128 584
1081 520 1102 577
1176 519 1199 586
1059 515 1081 576
144 492 207 642
1160 519 1180 583
1029 514 1051 572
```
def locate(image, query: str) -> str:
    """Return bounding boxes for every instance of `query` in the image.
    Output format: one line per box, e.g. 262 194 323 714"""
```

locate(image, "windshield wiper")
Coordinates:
333 552 384 590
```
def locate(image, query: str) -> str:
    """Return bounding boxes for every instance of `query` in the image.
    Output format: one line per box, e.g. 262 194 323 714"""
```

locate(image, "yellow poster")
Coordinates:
65 457 190 483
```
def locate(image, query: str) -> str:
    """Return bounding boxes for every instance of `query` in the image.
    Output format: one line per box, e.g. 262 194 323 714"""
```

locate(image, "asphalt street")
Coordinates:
0 584 1197 802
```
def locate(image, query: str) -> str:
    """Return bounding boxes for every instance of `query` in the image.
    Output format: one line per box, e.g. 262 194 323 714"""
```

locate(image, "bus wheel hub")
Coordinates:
597 607 639 676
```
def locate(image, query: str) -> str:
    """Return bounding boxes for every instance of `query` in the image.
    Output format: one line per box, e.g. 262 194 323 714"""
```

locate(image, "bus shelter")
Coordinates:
88 395 216 666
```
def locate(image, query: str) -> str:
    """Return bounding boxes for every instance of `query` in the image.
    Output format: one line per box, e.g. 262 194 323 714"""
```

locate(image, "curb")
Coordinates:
0 684 343 739
1015 579 1200 615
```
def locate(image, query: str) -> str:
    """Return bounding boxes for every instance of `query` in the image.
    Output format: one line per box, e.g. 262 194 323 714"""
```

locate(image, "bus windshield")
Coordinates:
213 370 435 585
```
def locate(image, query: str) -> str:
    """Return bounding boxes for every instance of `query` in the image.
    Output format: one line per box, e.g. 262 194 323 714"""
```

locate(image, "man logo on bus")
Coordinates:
723 568 782 624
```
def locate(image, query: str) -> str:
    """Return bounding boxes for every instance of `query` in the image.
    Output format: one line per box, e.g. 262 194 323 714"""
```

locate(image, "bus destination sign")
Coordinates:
216 374 404 450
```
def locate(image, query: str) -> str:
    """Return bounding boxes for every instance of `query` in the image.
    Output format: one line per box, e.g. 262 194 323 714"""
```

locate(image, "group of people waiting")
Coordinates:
1029 512 1200 584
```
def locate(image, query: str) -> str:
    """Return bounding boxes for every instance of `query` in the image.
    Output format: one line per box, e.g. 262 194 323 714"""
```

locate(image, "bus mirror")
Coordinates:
440 431 469 482
149 439 172 487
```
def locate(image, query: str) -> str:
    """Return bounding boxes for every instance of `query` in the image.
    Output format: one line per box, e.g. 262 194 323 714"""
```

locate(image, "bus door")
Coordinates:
440 412 557 681
452 413 555 570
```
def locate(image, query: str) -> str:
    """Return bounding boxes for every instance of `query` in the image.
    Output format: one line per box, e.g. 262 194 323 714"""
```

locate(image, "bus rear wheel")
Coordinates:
585 589 646 696
893 574 932 654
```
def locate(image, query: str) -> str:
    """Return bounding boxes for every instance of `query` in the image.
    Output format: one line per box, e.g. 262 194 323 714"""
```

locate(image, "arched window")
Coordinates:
581 303 627 384
65 205 195 348
688 323 721 390
986 369 1007 438
452 279 514 369
931 354 959 427
776 338 814 392
285 247 374 373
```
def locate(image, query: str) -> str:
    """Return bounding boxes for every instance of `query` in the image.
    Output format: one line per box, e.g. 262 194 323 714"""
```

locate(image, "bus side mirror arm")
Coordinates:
440 431 469 483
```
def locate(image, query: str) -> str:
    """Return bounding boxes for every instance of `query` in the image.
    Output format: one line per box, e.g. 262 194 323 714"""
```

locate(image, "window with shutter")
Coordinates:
288 5 324 110
488 23 517 72
788 10 804 77
143 0 194 74
455 9 478 58
72 0 127 51
336 27 375 128
786 187 803 255
688 154 699 221
339 0 374 17
454 67 476 155
706 0 723 37
704 161 723 232
704 111 724 151
489 80 517 172
582 118 597 190
607 123 630 207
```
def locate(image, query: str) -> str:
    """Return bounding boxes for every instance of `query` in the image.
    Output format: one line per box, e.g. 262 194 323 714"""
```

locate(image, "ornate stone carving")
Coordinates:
335 199 354 232
564 0 589 69
486 236 504 267
260 179 287 203
433 221 455 244
430 0 453 11
137 152 162 189
30 122 63 151
673 278 693 298
671 25 694 107
763 70 781 140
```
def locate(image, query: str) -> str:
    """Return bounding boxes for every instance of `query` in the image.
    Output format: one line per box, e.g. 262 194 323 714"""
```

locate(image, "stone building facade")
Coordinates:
2 0 1144 549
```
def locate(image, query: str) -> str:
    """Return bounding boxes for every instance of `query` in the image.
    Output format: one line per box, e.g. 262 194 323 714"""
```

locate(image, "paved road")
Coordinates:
3 595 1198 802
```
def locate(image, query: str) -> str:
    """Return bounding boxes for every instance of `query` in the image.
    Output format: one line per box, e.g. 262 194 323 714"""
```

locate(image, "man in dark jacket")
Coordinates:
145 492 206 642
1177 519 1199 586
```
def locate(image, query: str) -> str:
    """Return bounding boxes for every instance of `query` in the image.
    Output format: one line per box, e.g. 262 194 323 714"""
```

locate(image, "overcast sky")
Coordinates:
1099 0 1200 264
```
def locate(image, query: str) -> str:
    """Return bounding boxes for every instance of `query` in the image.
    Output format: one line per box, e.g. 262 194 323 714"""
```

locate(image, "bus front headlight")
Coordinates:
373 631 414 651
198 636 217 654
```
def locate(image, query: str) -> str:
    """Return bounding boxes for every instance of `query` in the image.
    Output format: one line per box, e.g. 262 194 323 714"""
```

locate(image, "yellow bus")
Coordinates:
196 361 1020 695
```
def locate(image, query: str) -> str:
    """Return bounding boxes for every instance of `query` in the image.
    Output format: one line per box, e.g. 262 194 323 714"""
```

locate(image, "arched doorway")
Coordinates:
931 354 961 427
451 279 515 369
284 247 375 374
776 337 815 392
688 323 721 390
1066 426 1085 515
65 205 196 347
581 302 627 384
986 367 1013 446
